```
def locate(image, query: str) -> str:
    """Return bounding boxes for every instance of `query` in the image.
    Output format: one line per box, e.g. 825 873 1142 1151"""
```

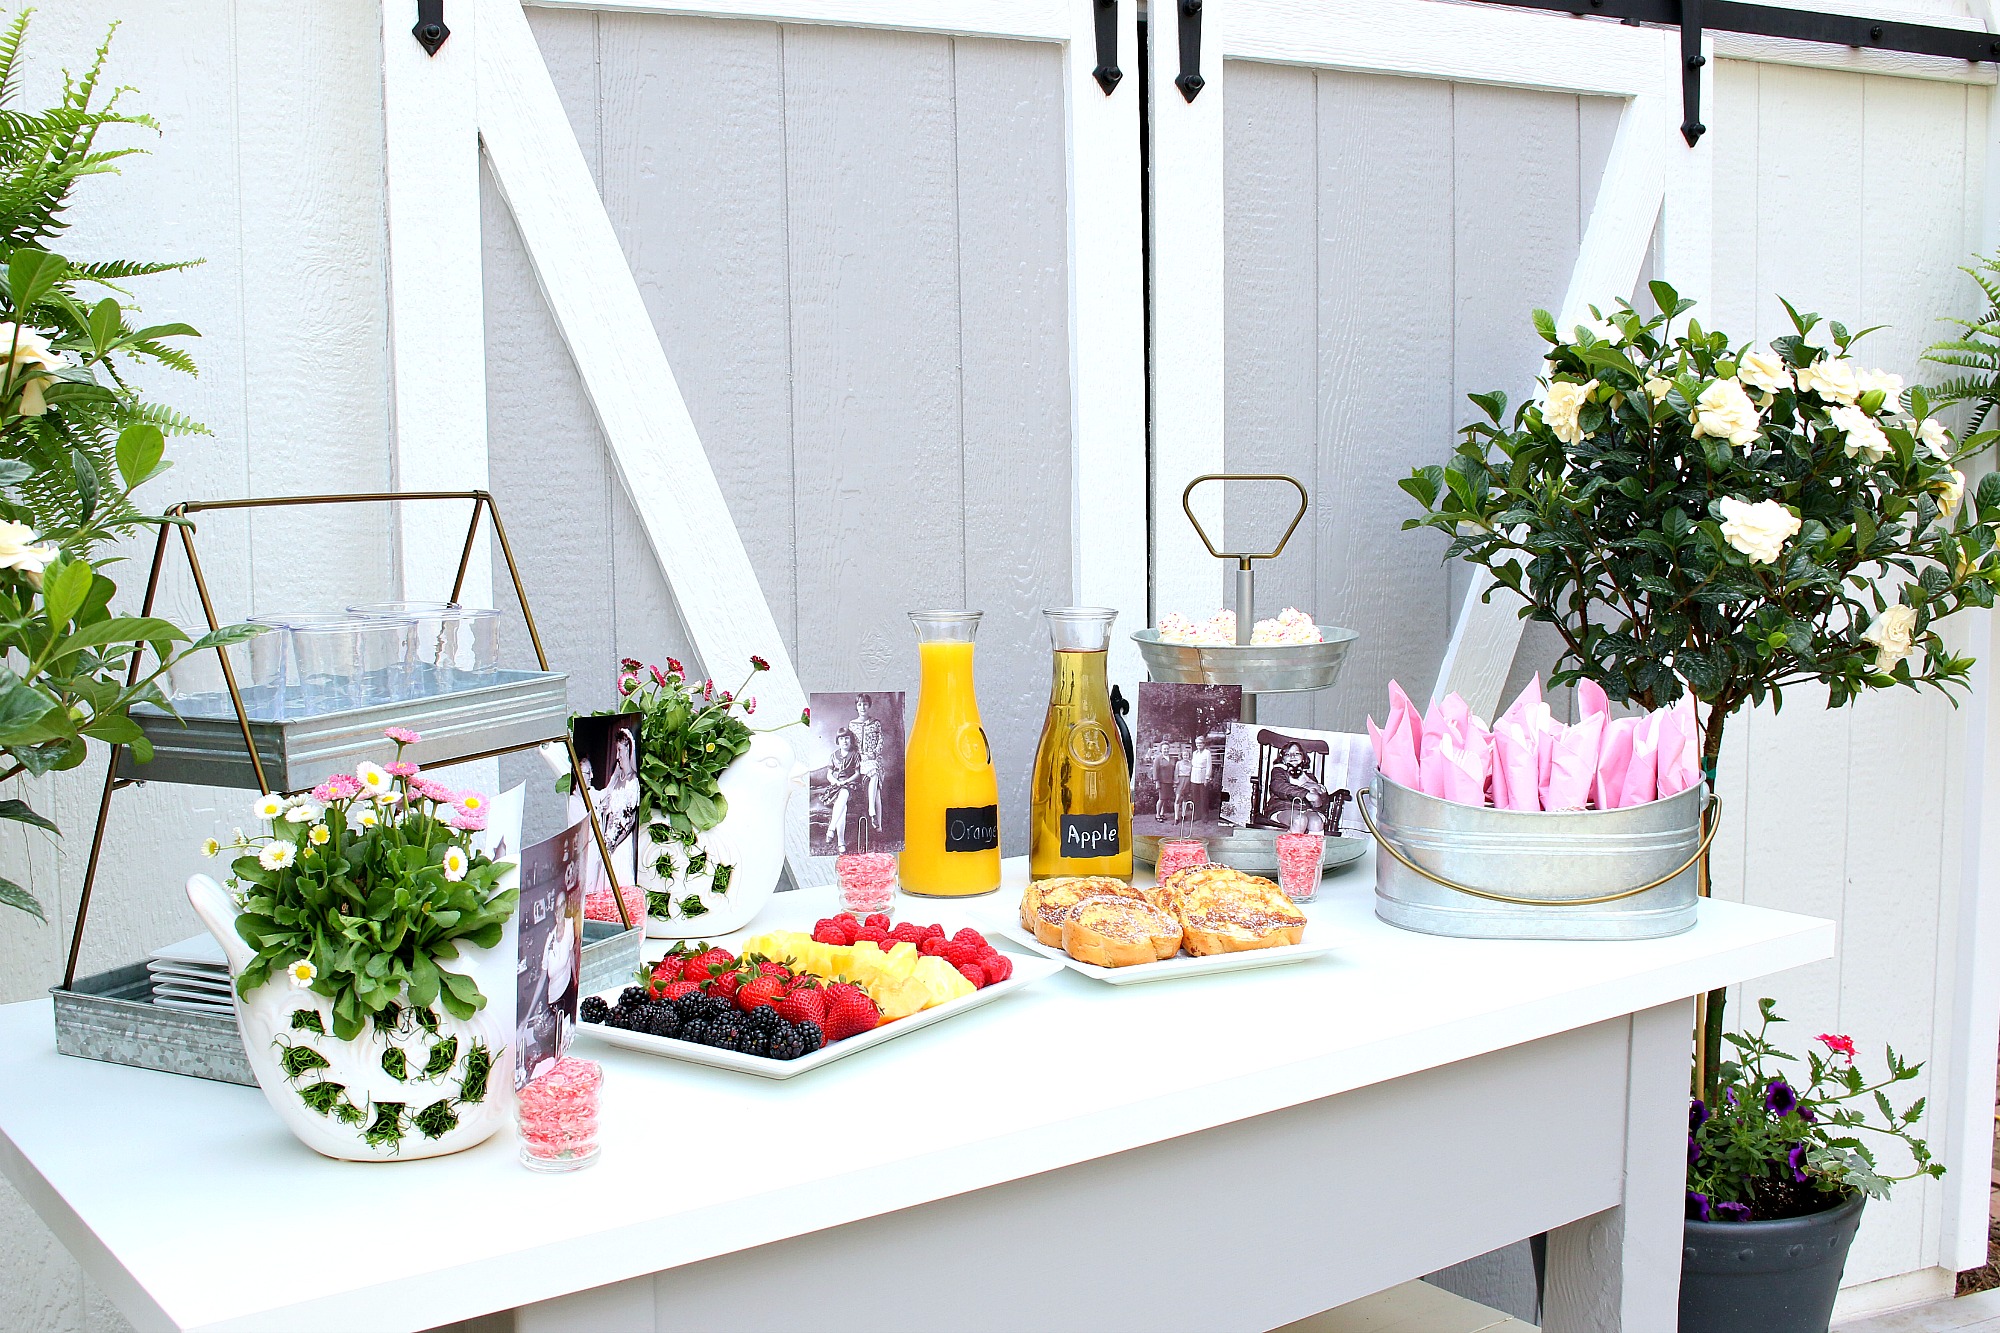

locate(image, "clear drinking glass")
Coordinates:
349 601 501 695
287 616 407 715
516 1056 602 1173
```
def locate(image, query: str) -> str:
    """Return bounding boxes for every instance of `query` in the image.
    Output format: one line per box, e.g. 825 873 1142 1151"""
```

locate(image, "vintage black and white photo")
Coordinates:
806 691 906 856
514 815 589 1089
1219 722 1376 837
1132 682 1241 837
569 712 640 891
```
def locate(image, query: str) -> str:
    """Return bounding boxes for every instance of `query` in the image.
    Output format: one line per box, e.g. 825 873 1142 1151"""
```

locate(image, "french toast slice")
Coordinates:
1024 876 1144 947
1172 865 1306 955
1060 895 1183 968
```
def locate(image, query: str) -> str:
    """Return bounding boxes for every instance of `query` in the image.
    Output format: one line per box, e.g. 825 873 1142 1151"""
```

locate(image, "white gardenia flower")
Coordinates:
1827 403 1891 463
1542 378 1599 446
355 761 392 795
1938 468 1967 520
1737 348 1793 397
283 796 323 824
1861 604 1920 672
1795 357 1861 405
252 792 286 821
0 323 67 418
1717 496 1802 565
1858 368 1904 402
442 846 469 882
1691 378 1763 448
258 841 297 871
0 520 56 579
1918 417 1952 458
1644 377 1672 403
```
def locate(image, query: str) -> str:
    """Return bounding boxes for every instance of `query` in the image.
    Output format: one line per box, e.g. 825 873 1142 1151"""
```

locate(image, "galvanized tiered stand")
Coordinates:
51 491 642 1087
1131 473 1362 875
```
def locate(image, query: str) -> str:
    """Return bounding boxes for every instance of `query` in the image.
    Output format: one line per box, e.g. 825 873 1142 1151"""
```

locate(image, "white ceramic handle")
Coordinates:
185 873 255 975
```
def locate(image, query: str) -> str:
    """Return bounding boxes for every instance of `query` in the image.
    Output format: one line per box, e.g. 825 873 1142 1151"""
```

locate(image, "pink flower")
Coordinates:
618 671 642 695
619 657 641 673
447 807 488 832
665 657 683 677
702 679 714 699
800 706 811 724
750 655 769 672
743 697 757 715
313 773 362 803
1818 1033 1857 1063
410 776 456 803
719 691 733 705
650 665 669 687
383 726 421 746
385 761 419 778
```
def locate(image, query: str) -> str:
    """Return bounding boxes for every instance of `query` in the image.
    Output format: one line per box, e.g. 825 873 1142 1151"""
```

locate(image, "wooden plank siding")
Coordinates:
485 8 1075 852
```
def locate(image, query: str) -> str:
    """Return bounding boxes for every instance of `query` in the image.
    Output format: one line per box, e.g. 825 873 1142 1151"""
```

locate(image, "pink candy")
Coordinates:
517 1056 602 1170
1276 832 1323 902
836 852 897 918
584 882 645 926
1155 838 1209 882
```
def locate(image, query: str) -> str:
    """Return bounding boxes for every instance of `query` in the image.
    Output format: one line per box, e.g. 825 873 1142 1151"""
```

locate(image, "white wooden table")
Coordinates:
0 852 1830 1333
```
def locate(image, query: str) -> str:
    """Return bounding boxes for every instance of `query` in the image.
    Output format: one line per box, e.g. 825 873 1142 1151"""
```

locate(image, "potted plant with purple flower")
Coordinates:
1681 997 1942 1332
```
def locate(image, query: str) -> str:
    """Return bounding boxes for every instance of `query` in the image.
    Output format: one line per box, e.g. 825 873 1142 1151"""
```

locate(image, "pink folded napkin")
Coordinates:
1619 710 1660 808
1656 697 1702 797
1593 716 1638 810
1432 731 1491 806
1541 712 1603 811
1368 680 1424 789
1492 719 1542 811
1577 678 1610 719
1498 675 1543 733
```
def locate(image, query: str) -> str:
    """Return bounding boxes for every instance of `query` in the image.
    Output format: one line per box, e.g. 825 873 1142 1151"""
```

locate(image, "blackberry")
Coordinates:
795 1021 825 1053
618 985 648 1008
673 992 710 1020
680 1020 712 1046
580 996 609 1024
645 1008 682 1039
608 1002 643 1031
769 1031 804 1060
740 1030 770 1059
743 1007 781 1035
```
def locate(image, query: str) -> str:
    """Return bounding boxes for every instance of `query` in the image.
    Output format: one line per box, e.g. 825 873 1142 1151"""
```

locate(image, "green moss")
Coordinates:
363 1102 406 1151
411 1099 459 1140
276 1043 330 1082
297 1081 347 1118
420 1035 460 1081
288 1009 325 1035
380 1046 407 1081
459 1043 493 1104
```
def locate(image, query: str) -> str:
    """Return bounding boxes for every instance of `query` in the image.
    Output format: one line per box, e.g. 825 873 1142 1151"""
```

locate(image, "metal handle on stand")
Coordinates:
1179 473 1309 722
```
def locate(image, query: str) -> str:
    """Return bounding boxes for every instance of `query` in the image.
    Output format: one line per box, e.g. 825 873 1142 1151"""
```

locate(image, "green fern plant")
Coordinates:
1923 251 2000 435
0 11 251 921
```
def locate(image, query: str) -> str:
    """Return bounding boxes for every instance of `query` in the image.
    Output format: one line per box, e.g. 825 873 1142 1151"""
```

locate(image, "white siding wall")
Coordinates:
0 3 393 1330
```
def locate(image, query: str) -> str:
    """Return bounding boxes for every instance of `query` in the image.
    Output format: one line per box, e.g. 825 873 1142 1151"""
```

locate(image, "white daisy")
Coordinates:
200 837 221 858
286 959 317 989
252 793 286 821
355 761 392 795
308 824 330 846
284 797 323 824
258 842 297 871
356 808 379 829
441 846 469 882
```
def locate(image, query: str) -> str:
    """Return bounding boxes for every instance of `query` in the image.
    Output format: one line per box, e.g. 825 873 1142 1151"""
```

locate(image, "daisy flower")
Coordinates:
309 824 330 846
287 959 317 989
284 797 324 824
383 726 421 746
447 807 487 832
259 842 297 871
200 837 221 858
252 793 286 821
455 792 487 815
357 808 380 829
313 773 362 803
619 657 642 673
750 655 769 671
441 846 469 881
743 697 757 715
665 657 683 676
650 664 670 687
618 670 642 695
385 761 419 778
410 776 456 803
355 761 392 795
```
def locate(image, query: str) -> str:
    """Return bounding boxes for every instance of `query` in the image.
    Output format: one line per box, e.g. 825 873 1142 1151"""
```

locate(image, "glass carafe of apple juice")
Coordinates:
1029 608 1131 881
900 611 1002 897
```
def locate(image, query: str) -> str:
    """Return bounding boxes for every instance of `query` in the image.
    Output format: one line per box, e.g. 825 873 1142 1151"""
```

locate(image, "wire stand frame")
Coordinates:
62 490 632 990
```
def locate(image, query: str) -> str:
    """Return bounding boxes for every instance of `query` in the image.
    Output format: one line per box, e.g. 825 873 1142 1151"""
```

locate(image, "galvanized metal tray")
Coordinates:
580 918 644 995
119 669 569 790
1131 629 1358 693
1134 828 1369 876
52 965 255 1087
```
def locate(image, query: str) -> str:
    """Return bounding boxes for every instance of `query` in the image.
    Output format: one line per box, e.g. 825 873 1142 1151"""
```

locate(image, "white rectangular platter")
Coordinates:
977 910 1336 986
576 952 1064 1079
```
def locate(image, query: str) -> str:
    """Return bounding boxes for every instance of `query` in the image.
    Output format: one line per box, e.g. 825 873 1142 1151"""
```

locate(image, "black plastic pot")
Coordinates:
1678 1191 1865 1332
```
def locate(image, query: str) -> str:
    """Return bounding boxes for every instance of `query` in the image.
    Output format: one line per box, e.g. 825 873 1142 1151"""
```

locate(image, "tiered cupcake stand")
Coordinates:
1131 473 1364 876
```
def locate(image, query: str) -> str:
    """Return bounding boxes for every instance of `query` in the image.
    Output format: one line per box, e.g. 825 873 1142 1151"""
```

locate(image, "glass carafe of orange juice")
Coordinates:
1029 608 1131 881
900 611 1002 897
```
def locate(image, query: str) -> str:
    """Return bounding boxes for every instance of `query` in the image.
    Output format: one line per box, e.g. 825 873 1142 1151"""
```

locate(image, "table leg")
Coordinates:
1542 999 1694 1333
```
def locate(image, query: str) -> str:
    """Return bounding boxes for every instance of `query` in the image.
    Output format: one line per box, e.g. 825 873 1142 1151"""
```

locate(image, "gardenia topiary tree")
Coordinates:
1401 281 2000 1101
0 14 249 920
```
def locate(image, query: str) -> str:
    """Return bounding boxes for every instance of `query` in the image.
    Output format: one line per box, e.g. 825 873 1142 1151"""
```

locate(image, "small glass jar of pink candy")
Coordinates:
1275 832 1323 903
1154 838 1208 882
835 851 897 919
517 1056 603 1173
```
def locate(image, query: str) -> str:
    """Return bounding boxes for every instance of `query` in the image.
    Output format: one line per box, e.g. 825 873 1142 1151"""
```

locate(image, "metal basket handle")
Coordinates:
1354 787 1720 907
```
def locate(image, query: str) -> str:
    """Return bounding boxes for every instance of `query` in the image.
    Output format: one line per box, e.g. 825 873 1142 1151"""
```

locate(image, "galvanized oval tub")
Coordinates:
1360 774 1709 941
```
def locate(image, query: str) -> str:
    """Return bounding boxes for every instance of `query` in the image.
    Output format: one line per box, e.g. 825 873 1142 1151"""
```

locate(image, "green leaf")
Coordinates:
86 296 120 353
114 422 164 489
48 615 188 659
1532 308 1558 344
7 247 65 311
0 873 43 920
39 557 92 630
0 797 57 833
69 449 98 523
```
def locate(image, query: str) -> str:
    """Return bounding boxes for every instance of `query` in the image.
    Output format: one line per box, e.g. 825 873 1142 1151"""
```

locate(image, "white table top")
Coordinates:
0 852 1832 1333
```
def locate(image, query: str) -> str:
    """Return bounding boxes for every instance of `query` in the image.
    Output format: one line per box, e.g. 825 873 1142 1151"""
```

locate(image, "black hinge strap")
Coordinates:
1093 0 1122 95
414 0 450 56
1680 0 1706 145
1175 0 1205 102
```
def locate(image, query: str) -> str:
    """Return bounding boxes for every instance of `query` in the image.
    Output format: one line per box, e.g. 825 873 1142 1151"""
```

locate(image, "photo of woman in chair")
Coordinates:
1220 723 1376 838
1263 738 1333 833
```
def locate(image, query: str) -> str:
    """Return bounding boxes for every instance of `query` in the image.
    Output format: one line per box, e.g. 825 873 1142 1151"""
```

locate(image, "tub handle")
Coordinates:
1354 788 1719 907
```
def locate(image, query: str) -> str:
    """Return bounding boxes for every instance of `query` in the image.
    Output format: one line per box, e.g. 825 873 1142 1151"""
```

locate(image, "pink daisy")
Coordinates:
750 655 769 672
447 807 488 832
383 726 421 746
743 697 757 715
665 657 683 676
650 665 669 687
409 776 456 803
385 761 420 778
313 773 363 803
618 670 642 695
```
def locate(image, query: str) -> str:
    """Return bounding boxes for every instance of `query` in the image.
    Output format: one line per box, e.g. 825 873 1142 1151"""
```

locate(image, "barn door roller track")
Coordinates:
1470 0 1999 144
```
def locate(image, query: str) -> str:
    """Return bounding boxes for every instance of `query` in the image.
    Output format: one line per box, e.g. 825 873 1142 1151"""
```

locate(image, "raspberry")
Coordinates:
737 975 786 1012
812 918 841 943
918 936 946 958
952 927 987 950
856 926 890 946
890 922 925 945
923 922 947 941
956 962 985 989
941 939 983 969
865 913 891 931
982 954 1013 984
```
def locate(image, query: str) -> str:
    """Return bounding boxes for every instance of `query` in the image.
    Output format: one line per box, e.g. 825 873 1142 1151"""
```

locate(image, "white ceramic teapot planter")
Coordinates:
543 730 804 939
187 874 514 1161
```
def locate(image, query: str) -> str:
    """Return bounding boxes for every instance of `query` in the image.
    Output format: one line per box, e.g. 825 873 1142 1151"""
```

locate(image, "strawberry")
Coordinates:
982 953 1012 984
737 975 786 1011
705 969 743 1003
865 913 891 931
649 977 700 1002
821 982 881 1041
777 986 827 1028
918 935 946 958
683 947 733 984
956 962 985 989
757 960 791 979
952 927 988 950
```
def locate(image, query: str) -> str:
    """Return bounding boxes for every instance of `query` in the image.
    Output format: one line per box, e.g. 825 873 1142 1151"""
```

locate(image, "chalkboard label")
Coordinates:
944 805 999 853
1060 813 1122 860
